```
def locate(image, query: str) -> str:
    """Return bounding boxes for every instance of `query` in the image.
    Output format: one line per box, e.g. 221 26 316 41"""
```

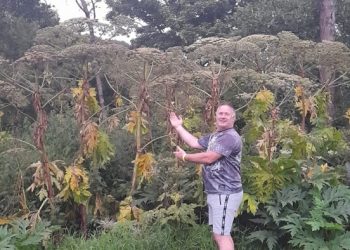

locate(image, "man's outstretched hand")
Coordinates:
169 112 183 129
173 146 186 161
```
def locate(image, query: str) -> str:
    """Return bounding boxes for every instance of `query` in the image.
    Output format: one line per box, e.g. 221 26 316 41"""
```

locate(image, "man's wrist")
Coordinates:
182 153 187 162
174 124 183 130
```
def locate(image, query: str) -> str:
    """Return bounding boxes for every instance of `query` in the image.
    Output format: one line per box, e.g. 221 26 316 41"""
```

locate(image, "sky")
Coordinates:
42 0 133 42
42 0 109 22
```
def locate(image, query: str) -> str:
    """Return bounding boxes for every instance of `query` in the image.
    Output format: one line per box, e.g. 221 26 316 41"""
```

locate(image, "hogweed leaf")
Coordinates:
132 153 155 181
345 108 350 123
123 111 149 134
71 87 82 98
277 186 305 207
247 230 278 250
255 89 274 106
115 96 123 107
280 214 303 237
81 122 99 156
240 193 258 214
59 164 91 204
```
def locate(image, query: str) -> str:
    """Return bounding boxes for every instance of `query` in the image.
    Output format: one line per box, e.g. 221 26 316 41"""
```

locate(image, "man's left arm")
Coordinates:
174 146 222 164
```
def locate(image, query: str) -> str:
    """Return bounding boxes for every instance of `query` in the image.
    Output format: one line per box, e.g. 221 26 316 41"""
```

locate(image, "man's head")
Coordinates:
215 103 236 131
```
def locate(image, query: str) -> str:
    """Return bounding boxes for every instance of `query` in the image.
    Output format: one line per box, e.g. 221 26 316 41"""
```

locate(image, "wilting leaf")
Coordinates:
132 153 155 181
0 216 16 225
255 89 274 105
107 116 120 132
241 193 258 215
115 96 123 107
117 196 143 222
71 87 83 98
123 111 148 135
294 85 303 98
81 122 99 156
345 108 350 123
59 164 91 204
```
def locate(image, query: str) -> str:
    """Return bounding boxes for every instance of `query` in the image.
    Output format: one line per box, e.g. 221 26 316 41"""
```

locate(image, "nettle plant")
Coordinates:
241 88 350 249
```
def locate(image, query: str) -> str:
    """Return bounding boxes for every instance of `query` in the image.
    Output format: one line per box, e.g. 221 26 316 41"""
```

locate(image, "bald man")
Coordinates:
169 103 243 250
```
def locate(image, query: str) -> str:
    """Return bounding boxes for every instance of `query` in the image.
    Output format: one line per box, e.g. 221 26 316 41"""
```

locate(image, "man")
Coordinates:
169 103 243 250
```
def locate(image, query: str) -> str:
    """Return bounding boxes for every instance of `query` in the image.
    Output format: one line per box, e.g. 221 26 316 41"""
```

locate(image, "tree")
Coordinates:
0 0 59 28
232 0 319 40
0 0 58 60
336 0 350 46
106 0 238 50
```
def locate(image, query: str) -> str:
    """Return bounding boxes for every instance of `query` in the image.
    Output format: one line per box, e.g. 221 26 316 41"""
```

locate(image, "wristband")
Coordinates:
182 153 187 162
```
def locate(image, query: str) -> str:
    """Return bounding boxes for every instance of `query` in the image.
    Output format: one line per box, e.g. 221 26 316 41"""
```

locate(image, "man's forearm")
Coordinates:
184 151 221 164
174 125 202 149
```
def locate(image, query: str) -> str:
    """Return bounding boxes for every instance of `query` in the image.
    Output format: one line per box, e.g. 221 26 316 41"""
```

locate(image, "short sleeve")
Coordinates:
198 134 211 149
209 133 241 157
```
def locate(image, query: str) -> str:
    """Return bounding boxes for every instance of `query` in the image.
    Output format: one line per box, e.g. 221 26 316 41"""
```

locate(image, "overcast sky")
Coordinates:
43 0 109 22
42 0 133 43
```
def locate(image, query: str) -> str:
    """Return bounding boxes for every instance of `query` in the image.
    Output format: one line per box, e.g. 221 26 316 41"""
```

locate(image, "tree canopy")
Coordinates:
0 0 59 59
106 0 238 49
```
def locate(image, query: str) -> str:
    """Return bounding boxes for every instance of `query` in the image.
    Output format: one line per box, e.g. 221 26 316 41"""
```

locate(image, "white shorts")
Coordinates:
207 192 243 236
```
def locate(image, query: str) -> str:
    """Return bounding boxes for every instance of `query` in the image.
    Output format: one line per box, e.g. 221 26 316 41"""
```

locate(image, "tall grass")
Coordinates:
51 222 216 250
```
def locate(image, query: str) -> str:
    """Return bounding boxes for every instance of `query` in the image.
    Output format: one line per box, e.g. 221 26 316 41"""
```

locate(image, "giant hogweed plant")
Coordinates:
247 166 350 250
0 219 58 250
240 87 348 211
55 77 115 234
131 156 203 227
241 89 307 209
241 88 349 249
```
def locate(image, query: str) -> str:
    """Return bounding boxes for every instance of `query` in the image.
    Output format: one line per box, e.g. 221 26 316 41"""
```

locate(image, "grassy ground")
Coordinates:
50 222 218 250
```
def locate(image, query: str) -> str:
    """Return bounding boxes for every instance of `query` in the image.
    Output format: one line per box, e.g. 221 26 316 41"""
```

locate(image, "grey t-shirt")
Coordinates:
198 128 242 194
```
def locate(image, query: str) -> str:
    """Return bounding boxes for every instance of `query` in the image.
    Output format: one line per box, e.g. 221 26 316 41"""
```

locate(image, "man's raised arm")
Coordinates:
169 112 203 149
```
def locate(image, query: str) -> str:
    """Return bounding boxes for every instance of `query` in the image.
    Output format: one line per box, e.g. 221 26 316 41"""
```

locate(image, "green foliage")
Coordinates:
0 0 58 59
0 0 59 28
277 120 309 159
91 131 115 167
1 8 350 246
133 156 203 208
240 193 258 215
59 164 92 204
97 130 135 199
306 164 342 191
242 90 306 202
289 232 350 250
247 230 279 250
0 219 58 250
242 89 349 206
311 92 329 127
45 112 80 162
107 0 238 49
241 88 350 249
245 156 300 202
142 203 198 227
310 127 349 159
232 0 319 40
248 173 350 250
0 126 39 216
183 112 203 133
242 89 274 144
284 184 350 250
51 222 216 250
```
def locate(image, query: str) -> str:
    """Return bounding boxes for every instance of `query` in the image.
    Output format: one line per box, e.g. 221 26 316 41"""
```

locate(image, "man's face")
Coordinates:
215 105 235 131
